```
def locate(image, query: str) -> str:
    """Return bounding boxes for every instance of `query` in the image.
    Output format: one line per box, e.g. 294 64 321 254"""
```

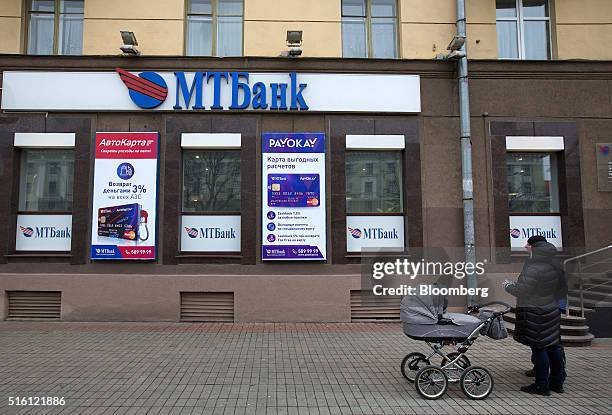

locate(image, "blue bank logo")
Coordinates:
117 68 168 109
510 228 521 238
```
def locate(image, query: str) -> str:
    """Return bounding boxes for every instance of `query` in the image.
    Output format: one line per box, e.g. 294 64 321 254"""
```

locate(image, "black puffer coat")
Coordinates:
506 241 567 349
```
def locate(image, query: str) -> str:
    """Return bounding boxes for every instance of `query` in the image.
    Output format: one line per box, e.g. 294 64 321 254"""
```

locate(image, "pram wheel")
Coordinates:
415 365 448 400
400 352 430 382
460 366 494 400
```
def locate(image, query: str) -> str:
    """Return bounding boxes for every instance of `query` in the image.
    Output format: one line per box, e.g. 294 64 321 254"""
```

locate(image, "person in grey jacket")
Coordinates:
503 235 567 396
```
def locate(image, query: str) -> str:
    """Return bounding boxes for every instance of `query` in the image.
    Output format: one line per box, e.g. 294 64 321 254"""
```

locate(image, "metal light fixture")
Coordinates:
286 30 303 57
120 31 140 56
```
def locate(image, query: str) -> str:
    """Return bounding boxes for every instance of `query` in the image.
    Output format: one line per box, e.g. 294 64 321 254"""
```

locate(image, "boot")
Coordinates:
520 384 551 396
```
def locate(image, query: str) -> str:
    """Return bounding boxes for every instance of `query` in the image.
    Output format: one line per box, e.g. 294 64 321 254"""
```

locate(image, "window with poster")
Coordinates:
506 136 563 251
180 133 242 255
345 135 405 254
14 133 75 253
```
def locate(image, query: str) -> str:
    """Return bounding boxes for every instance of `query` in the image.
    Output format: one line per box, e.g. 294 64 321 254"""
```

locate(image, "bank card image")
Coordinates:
267 174 320 207
98 203 140 240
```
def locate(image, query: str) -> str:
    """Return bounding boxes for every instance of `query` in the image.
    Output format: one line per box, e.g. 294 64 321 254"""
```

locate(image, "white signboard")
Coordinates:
16 214 72 251
262 133 326 260
181 215 241 252
509 215 563 250
91 132 159 260
346 216 405 252
1 71 421 113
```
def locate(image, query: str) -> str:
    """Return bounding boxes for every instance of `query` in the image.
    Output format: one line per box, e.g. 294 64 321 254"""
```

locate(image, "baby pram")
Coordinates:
400 289 510 400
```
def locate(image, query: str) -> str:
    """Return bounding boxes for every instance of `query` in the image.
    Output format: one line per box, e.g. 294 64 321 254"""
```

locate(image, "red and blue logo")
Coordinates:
348 227 363 239
510 228 521 238
185 227 199 238
116 68 168 109
19 226 34 237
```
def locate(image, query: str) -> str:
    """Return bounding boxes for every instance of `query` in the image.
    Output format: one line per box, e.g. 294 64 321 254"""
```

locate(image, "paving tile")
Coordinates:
0 322 610 415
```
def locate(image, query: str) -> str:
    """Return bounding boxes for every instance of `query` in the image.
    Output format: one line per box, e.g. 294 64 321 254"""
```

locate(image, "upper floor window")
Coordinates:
27 0 84 55
342 0 398 58
186 0 243 57
496 0 551 60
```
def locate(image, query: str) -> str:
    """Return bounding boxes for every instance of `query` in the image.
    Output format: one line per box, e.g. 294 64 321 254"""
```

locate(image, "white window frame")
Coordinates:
341 0 399 59
185 0 244 57
496 0 552 60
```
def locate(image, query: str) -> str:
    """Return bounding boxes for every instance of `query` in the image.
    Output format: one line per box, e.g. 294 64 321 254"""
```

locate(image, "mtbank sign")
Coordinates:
1 70 421 113
181 215 241 252
346 216 405 253
509 215 563 250
16 214 72 251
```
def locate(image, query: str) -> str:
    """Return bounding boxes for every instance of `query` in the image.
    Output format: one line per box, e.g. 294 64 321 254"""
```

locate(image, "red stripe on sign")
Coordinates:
116 68 167 94
121 77 167 100
119 75 167 98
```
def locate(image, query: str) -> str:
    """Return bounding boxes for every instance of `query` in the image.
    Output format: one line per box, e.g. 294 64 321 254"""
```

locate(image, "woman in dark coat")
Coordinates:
503 235 567 396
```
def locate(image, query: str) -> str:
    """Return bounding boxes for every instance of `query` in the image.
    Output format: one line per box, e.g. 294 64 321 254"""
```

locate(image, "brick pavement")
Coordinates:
0 322 611 415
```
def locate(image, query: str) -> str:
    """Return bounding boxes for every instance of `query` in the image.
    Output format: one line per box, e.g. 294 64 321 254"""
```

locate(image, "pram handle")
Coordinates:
467 301 512 317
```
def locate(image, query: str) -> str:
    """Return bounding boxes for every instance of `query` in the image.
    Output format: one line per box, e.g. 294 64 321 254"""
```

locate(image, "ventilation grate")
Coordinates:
350 290 401 322
7 291 61 320
180 292 234 322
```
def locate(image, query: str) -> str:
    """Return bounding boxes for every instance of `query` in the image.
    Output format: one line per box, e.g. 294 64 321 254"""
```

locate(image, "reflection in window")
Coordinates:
496 0 550 60
27 0 84 55
182 150 241 212
187 0 243 57
346 151 403 213
342 0 398 58
507 152 559 213
19 149 74 212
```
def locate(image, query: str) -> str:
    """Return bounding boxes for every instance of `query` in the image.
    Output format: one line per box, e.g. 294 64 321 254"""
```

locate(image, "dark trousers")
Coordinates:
531 344 566 388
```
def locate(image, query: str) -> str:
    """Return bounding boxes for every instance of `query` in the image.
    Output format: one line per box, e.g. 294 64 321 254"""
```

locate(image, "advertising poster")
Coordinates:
91 132 159 260
596 143 612 191
262 133 326 260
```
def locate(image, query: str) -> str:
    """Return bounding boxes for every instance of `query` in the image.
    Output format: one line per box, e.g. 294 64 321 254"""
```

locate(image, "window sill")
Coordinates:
178 253 242 259
7 252 71 258
345 252 409 258
177 253 243 264
6 252 72 263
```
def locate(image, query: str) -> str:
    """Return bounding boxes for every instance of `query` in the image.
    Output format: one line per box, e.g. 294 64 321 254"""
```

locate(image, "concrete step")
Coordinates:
568 291 612 302
504 321 594 347
574 275 612 285
567 305 594 316
568 295 612 308
580 283 612 293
